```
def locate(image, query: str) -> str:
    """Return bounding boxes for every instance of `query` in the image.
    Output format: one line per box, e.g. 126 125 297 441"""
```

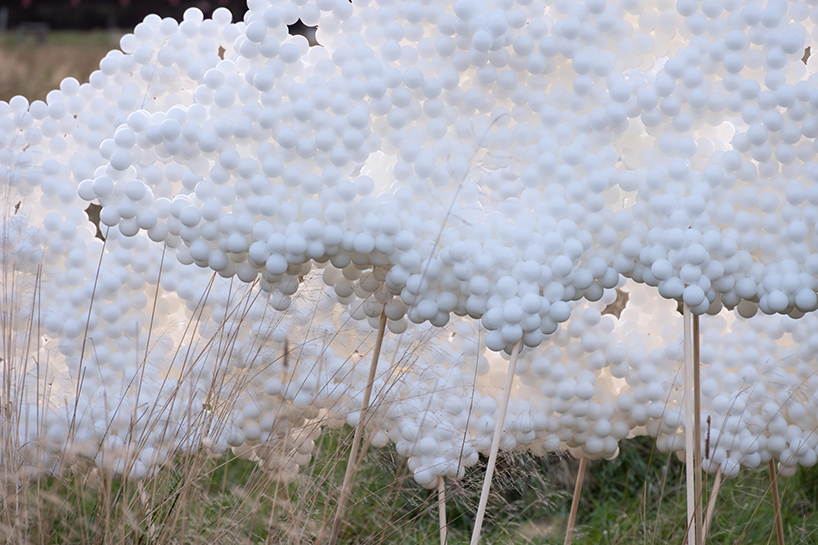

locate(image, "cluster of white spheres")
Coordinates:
5 0 818 486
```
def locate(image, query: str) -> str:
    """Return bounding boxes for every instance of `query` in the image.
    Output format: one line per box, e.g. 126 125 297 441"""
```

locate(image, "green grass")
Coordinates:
537 437 818 545
8 429 818 544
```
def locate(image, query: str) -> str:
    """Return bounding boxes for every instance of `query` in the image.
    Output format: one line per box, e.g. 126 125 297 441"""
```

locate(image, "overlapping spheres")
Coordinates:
2 0 818 485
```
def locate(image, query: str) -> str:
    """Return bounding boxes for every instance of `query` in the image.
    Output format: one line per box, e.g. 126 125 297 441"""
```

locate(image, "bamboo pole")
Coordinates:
564 457 588 545
701 468 722 544
469 340 522 545
438 478 448 545
769 460 785 545
328 309 387 545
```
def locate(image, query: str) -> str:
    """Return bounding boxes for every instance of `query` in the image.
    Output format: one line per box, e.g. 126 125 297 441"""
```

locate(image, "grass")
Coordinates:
538 438 818 545
7 425 818 544
0 30 122 102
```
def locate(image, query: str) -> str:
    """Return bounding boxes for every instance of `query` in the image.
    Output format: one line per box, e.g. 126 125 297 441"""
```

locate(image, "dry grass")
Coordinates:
0 31 122 102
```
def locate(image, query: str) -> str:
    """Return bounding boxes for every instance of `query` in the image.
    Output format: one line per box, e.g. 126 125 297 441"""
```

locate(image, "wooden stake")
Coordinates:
469 340 522 545
328 310 387 545
683 304 698 545
564 457 588 545
701 468 722 544
769 460 785 545
693 313 702 544
438 478 448 545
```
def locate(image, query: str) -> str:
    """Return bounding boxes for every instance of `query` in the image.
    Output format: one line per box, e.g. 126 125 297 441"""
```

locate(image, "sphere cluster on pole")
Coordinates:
3 0 818 485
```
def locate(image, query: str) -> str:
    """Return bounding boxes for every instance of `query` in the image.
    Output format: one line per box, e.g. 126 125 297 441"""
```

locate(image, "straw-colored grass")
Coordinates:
0 31 123 103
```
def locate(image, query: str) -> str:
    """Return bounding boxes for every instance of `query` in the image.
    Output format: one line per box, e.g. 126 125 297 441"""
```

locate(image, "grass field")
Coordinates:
7 430 818 544
3 29 818 545
0 31 122 102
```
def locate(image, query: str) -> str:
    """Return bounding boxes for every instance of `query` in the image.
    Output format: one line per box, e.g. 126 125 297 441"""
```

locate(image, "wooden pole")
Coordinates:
769 460 785 545
328 309 387 545
693 314 702 544
701 468 722 544
683 304 697 545
469 340 522 545
564 457 588 545
438 478 448 545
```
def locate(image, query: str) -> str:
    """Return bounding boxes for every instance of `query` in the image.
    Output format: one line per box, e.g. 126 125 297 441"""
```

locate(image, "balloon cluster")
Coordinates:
3 0 818 486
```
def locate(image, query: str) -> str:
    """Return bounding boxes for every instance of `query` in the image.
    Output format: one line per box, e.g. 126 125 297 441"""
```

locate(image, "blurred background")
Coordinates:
0 0 251 101
3 0 248 30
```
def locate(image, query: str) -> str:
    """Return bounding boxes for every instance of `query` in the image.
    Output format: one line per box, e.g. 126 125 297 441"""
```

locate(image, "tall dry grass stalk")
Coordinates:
326 308 387 545
701 467 721 544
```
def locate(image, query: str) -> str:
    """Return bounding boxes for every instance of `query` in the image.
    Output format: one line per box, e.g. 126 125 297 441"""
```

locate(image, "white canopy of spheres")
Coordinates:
5 0 818 486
